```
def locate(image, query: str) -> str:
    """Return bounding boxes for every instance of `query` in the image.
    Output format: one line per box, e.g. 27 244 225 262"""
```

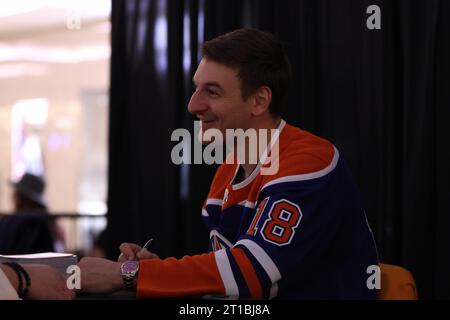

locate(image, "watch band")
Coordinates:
123 273 135 289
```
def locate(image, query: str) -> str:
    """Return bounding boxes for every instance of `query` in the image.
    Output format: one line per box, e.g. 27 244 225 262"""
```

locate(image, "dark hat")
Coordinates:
10 173 47 207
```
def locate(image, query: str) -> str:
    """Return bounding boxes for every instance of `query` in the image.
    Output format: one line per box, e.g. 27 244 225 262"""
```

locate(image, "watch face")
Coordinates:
122 260 139 272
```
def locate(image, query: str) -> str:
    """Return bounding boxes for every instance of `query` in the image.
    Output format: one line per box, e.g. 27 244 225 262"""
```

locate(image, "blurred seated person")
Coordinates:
0 263 73 300
86 229 108 258
0 173 66 254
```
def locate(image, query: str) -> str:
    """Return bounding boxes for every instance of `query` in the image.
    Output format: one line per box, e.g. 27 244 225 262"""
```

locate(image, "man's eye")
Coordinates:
206 89 218 96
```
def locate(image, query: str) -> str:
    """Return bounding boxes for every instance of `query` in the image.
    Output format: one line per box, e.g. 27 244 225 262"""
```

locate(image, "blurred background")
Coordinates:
0 0 110 253
0 0 449 299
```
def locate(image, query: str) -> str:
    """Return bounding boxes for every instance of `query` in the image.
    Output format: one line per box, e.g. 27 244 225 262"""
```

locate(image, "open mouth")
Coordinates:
201 119 217 127
200 120 218 136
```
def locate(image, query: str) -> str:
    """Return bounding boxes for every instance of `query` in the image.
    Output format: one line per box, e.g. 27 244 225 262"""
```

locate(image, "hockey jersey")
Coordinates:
137 120 379 299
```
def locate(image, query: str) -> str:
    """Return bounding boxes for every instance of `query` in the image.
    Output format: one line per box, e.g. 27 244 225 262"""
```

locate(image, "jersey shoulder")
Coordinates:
260 124 338 189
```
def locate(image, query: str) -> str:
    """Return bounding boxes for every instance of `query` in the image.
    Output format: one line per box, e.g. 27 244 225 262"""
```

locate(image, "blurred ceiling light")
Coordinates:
0 43 110 63
12 98 49 126
0 62 47 78
46 0 111 14
0 0 111 18
0 1 43 18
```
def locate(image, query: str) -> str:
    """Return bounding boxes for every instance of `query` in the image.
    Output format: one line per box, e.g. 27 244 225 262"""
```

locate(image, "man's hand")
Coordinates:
118 242 159 262
78 257 123 294
24 264 74 300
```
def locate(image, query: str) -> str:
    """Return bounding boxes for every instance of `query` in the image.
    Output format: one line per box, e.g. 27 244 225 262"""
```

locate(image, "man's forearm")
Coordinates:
0 266 19 293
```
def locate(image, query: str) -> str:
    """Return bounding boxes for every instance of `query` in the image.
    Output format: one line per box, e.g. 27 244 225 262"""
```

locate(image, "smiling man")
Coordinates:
79 28 379 299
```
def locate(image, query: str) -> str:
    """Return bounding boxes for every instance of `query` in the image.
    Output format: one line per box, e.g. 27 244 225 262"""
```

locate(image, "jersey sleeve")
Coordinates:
137 252 225 298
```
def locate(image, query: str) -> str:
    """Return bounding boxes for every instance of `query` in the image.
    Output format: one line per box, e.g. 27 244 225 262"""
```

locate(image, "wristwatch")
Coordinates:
120 260 139 290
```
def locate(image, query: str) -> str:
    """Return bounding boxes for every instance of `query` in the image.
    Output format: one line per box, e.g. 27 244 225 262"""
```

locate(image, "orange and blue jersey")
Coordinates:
137 120 379 299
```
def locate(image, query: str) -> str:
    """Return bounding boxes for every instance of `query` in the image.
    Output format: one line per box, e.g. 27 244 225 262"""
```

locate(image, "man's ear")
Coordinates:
251 86 272 116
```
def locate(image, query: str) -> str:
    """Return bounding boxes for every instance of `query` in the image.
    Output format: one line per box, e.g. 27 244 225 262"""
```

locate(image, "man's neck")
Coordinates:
239 116 281 179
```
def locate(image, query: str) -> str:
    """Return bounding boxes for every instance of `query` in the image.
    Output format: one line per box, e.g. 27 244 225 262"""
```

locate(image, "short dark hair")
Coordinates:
201 28 292 117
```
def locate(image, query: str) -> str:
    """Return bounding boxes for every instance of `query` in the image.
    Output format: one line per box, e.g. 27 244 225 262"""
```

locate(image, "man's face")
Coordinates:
188 58 253 141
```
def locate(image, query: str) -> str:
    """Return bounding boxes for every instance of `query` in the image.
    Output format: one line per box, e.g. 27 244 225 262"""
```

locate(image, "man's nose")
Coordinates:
187 90 208 115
